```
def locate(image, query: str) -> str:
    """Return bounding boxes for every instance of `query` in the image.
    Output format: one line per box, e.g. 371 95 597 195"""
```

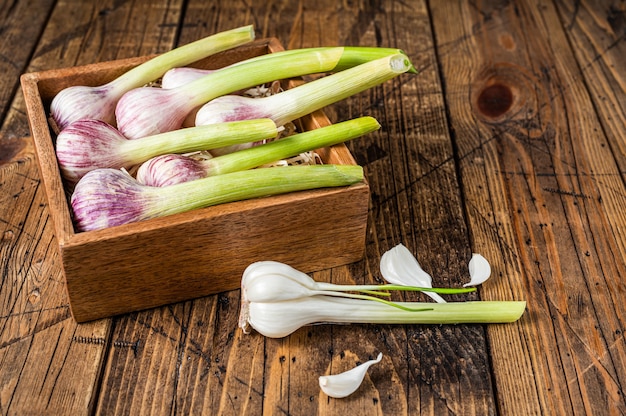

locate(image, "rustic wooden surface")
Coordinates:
0 0 624 414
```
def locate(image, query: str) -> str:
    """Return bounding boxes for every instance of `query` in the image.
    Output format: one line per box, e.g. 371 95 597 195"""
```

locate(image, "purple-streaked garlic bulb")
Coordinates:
55 118 277 185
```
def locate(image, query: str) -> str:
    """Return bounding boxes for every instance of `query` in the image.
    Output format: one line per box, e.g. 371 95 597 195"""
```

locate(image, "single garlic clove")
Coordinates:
380 244 446 303
380 244 432 286
319 352 383 398
464 253 491 287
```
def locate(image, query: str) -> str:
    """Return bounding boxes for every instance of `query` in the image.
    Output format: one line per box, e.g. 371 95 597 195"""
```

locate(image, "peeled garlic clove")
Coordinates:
380 244 431 286
319 352 383 398
464 253 491 287
380 244 446 303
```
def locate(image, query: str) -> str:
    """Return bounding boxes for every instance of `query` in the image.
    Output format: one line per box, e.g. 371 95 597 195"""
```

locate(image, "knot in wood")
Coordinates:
471 63 534 124
477 84 513 118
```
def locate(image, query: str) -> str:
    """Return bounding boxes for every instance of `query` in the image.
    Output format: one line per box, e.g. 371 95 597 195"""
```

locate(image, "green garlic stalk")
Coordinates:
51 25 256 131
239 261 526 338
56 118 279 185
71 164 363 232
135 116 380 186
116 47 414 139
194 53 412 156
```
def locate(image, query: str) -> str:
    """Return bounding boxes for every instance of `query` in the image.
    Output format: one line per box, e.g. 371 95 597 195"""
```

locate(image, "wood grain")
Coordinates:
332 1 496 415
430 0 626 414
553 0 626 175
1 0 625 415
1 0 184 414
0 150 109 414
0 0 56 161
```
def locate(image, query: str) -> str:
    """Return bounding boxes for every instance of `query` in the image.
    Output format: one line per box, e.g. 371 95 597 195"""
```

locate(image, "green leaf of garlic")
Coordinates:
319 352 383 398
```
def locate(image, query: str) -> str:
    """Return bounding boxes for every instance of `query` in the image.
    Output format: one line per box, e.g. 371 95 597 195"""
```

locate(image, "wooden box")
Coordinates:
20 39 370 323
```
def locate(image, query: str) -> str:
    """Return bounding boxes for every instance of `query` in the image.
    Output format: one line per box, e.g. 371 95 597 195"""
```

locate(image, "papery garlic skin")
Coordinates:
319 352 383 398
239 261 349 334
71 168 155 231
116 87 194 140
240 259 401 314
194 95 268 157
195 94 274 126
51 85 120 131
243 296 326 338
464 253 491 287
136 154 206 186
242 261 321 302
243 268 318 303
380 244 447 303
161 67 216 89
56 119 129 185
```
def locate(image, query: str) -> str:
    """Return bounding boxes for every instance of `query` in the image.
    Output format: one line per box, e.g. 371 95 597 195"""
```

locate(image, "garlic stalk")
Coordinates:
238 261 525 338
55 118 278 185
380 244 447 303
115 47 413 139
242 296 526 339
161 46 417 89
71 164 364 232
319 352 383 398
195 53 412 129
159 48 409 128
50 25 255 131
160 46 415 89
135 116 380 186
158 65 247 127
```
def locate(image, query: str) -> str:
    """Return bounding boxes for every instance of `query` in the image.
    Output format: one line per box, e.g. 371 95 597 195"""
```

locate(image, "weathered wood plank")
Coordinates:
0 152 110 414
430 0 626 414
97 304 193 414
554 3 626 411
0 0 56 161
333 0 495 413
553 0 626 239
0 0 184 414
553 0 626 171
2 0 184 150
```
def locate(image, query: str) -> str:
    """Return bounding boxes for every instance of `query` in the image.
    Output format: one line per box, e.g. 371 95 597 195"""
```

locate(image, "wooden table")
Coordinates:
1 0 624 414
